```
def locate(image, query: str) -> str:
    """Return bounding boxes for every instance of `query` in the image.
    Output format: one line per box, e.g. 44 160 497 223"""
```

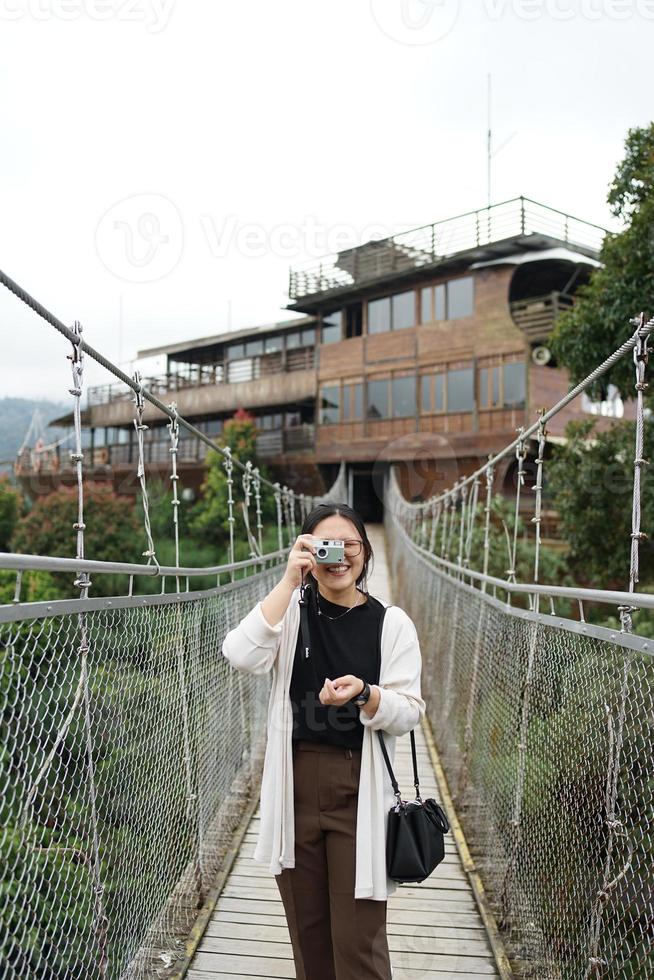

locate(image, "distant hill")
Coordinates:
0 398 69 470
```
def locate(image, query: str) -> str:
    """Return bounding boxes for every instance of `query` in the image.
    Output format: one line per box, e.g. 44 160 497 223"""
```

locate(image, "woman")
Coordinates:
222 502 425 980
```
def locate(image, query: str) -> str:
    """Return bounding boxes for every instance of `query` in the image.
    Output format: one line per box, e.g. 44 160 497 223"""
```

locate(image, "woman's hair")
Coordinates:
300 502 374 592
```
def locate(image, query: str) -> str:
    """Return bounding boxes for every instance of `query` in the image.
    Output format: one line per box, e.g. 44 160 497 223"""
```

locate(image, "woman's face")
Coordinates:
310 514 366 599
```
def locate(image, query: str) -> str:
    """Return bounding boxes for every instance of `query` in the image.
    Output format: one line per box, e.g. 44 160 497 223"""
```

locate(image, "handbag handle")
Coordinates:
377 727 422 805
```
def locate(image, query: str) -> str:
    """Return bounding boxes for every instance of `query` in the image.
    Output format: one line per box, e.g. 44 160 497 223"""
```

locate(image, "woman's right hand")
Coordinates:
281 534 318 589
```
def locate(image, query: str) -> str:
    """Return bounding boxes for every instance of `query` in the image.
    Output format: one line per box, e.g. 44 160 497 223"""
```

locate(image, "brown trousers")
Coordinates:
275 739 392 980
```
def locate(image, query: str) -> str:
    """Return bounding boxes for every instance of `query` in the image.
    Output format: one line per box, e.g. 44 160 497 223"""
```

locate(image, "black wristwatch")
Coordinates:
352 679 371 706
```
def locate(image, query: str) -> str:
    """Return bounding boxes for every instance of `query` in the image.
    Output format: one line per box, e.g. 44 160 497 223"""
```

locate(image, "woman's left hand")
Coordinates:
319 675 364 706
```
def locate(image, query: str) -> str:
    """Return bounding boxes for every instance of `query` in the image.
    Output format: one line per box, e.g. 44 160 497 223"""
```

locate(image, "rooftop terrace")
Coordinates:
288 196 606 307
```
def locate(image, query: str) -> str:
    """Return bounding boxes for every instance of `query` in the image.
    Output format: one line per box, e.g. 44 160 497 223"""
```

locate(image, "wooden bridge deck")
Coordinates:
186 527 501 979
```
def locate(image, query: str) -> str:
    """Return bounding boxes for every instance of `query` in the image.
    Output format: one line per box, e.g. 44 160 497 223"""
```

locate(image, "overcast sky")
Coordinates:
1 0 652 408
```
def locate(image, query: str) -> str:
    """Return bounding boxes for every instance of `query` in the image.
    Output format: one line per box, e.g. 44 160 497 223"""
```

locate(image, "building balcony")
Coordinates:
288 197 605 306
14 424 316 479
88 347 315 405
86 347 316 427
509 290 574 344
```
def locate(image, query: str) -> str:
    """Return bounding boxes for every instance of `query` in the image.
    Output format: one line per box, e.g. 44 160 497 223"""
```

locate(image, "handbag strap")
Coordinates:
374 600 422 805
377 728 421 804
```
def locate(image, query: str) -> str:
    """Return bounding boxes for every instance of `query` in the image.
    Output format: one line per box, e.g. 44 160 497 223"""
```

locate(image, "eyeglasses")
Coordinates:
343 539 364 558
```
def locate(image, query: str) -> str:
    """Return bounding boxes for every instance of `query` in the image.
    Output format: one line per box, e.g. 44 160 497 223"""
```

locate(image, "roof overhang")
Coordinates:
470 246 601 270
137 315 317 361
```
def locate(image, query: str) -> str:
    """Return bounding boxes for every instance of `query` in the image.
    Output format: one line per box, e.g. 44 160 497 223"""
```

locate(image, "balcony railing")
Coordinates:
87 347 315 408
288 196 607 302
14 425 316 476
510 291 575 343
87 365 225 407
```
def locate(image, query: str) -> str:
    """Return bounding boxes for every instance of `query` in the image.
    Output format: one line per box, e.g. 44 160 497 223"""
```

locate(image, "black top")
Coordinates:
290 587 384 749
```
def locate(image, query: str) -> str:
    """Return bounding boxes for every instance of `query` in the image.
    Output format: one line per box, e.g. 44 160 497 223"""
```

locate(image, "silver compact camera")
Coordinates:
312 538 345 564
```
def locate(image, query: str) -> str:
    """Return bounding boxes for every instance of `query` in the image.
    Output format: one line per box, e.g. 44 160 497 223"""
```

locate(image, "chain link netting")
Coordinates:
387 515 654 979
1 565 283 980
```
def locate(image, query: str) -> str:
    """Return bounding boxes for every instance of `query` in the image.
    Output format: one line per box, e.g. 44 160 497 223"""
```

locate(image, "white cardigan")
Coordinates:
222 588 426 901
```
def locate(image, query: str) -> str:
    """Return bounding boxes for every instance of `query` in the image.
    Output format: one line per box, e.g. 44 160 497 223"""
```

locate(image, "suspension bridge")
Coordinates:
0 267 653 979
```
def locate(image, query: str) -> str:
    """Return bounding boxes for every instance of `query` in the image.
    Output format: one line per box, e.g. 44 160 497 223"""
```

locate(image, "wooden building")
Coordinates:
34 196 628 519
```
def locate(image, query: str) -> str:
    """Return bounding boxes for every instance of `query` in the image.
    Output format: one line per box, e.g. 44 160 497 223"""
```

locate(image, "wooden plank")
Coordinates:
188 953 294 977
187 972 489 980
210 909 490 938
231 857 469 883
191 947 498 976
221 886 480 914
202 923 495 958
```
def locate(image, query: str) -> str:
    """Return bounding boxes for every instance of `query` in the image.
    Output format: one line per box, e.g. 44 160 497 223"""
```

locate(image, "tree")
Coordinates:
10 486 143 598
188 411 275 552
0 476 23 550
550 123 654 401
547 417 654 591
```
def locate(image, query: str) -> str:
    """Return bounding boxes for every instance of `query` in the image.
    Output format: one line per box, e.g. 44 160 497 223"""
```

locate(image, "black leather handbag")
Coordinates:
377 727 450 883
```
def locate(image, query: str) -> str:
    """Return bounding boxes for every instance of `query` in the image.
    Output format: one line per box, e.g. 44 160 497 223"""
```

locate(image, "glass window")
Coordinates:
392 376 416 418
286 332 301 349
447 367 474 412
420 374 444 413
353 382 363 419
366 379 389 419
323 310 342 329
264 335 282 353
301 327 316 346
392 291 415 331
343 382 363 420
322 311 342 345
227 343 244 359
435 284 446 321
435 373 444 411
227 358 254 383
320 386 340 424
245 339 263 356
368 297 391 334
286 411 301 427
504 362 526 407
322 324 340 344
421 376 431 413
480 366 501 408
447 276 474 319
421 287 432 324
